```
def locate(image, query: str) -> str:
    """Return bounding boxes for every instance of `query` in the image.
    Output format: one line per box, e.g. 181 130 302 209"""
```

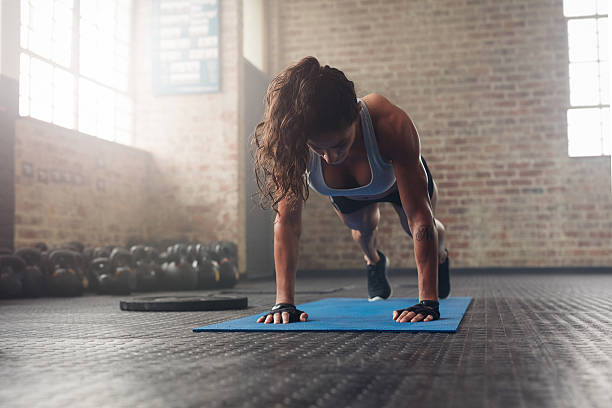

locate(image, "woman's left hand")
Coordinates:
392 300 440 322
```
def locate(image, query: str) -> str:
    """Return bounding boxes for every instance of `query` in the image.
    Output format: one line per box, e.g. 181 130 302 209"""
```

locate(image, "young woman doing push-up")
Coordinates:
252 56 450 325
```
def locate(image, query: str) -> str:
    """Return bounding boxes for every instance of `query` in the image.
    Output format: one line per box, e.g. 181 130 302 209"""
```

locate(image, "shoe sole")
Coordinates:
368 253 392 302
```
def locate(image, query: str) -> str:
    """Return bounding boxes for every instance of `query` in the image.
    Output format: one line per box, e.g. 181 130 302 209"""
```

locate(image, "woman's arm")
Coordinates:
257 195 309 324
370 95 439 303
273 195 303 305
392 115 438 303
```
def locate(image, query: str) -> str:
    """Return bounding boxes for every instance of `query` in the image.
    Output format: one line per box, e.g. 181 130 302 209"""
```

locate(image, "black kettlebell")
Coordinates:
15 248 46 297
46 250 83 297
164 244 197 290
208 241 239 288
131 245 146 262
161 245 177 288
130 245 146 291
218 258 239 288
93 247 112 259
73 252 89 290
209 241 238 264
180 246 198 290
198 258 221 289
159 249 170 276
130 245 159 292
83 247 94 264
0 255 25 298
108 248 133 295
90 257 112 293
192 244 220 289
141 246 162 291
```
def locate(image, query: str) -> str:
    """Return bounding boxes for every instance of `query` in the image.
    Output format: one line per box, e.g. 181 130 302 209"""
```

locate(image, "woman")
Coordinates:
252 56 450 325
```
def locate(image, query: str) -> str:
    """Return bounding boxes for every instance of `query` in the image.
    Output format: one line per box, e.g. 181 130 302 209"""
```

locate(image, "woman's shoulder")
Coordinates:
361 94 417 162
362 93 408 132
361 93 393 112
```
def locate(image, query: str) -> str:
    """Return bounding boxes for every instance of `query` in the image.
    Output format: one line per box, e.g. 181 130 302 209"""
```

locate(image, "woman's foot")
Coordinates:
438 248 450 299
366 250 392 301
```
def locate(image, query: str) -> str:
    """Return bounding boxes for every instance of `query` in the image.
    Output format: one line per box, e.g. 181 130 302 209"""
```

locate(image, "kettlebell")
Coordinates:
108 248 133 295
46 250 83 297
0 255 25 298
15 248 46 297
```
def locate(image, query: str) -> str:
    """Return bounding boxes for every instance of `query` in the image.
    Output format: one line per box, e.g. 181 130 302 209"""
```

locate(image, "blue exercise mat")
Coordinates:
193 297 472 333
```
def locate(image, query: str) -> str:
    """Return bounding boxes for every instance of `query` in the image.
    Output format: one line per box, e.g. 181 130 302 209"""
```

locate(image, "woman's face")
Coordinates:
307 103 361 165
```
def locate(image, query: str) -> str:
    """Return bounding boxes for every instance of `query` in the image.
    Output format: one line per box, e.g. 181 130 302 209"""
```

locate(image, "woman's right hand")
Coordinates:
256 303 309 324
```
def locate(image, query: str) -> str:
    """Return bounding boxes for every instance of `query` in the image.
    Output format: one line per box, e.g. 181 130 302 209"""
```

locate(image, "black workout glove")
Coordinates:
263 303 306 323
394 300 440 321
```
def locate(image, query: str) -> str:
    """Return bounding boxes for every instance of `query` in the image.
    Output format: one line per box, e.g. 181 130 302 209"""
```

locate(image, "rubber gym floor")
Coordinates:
1 270 611 408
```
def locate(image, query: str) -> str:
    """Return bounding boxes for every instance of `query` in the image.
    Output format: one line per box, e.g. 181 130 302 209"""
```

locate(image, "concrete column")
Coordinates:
0 0 19 250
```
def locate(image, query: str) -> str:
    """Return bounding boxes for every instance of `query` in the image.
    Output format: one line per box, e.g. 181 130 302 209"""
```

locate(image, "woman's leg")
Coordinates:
331 201 392 301
331 202 381 265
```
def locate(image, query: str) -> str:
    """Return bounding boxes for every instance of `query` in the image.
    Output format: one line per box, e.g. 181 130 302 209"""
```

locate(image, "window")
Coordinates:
564 0 610 157
19 0 133 145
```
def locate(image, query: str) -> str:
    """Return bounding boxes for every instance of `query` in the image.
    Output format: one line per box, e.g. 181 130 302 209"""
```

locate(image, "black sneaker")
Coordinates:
438 250 451 299
367 250 392 302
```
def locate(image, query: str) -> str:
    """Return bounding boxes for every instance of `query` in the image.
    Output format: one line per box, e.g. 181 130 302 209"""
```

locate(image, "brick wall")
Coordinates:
267 0 612 268
13 118 153 249
132 0 246 270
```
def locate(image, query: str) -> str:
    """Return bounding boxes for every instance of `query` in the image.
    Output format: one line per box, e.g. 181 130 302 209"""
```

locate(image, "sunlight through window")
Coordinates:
19 0 133 145
564 0 610 157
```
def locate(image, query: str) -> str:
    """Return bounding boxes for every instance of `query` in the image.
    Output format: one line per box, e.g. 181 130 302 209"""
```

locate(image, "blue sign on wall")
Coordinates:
152 0 220 94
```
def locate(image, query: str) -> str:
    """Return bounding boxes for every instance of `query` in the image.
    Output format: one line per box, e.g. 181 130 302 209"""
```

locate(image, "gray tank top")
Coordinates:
306 98 396 197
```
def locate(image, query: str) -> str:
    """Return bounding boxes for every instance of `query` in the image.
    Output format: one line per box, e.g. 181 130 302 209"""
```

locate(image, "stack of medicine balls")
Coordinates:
0 240 239 298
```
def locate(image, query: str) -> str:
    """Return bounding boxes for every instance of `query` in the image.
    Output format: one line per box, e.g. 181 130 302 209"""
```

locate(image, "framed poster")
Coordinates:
152 0 220 94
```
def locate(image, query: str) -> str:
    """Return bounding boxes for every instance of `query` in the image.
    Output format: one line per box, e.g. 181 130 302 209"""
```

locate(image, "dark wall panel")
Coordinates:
244 59 274 278
0 75 17 250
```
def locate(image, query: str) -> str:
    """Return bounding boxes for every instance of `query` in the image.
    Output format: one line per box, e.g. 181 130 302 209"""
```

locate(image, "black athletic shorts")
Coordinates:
330 157 434 215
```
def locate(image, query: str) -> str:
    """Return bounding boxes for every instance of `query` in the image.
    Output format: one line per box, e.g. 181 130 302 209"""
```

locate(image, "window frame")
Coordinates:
18 0 133 145
565 4 610 157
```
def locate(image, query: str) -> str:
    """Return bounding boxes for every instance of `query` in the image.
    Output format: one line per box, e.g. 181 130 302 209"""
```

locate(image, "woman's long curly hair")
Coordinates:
252 56 359 214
